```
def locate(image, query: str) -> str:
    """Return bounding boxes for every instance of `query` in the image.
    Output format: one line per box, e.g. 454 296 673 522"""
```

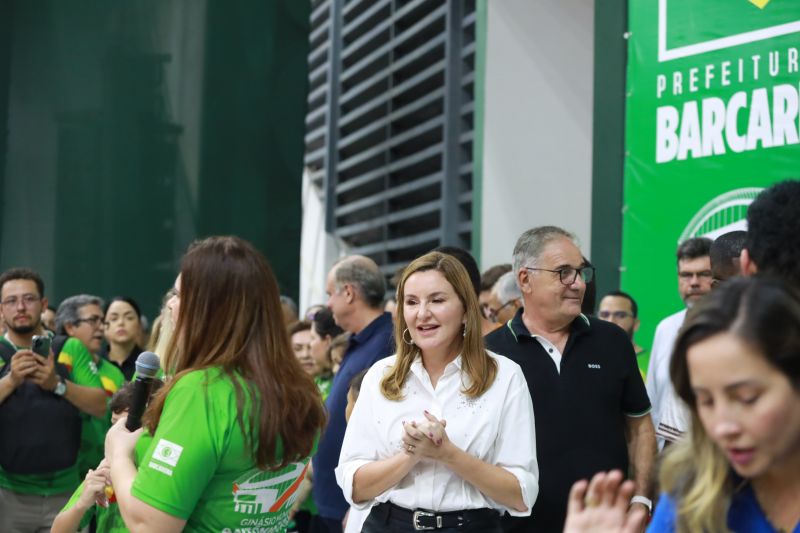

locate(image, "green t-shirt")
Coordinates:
297 374 333 516
131 367 312 533
0 337 104 495
314 373 333 402
60 480 128 532
79 356 126 477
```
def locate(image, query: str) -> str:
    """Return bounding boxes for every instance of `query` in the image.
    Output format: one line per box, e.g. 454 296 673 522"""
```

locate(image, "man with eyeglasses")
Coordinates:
487 271 522 326
485 226 656 533
597 291 648 378
0 269 107 532
55 295 126 483
645 237 712 451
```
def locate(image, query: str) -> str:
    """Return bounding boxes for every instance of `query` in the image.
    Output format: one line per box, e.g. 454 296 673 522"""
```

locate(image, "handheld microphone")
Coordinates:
125 351 161 431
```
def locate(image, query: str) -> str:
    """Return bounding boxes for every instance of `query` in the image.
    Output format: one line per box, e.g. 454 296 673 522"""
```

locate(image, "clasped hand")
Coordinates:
401 410 451 461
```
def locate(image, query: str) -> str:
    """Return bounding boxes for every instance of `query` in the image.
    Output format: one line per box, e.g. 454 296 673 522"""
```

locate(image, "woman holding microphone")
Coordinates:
336 251 538 532
105 236 326 532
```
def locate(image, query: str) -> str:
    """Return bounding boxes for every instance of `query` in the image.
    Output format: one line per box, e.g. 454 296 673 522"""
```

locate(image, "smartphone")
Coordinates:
31 335 51 357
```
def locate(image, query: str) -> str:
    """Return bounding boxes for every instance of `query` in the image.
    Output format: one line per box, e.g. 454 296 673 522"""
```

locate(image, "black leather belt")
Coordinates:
375 502 499 531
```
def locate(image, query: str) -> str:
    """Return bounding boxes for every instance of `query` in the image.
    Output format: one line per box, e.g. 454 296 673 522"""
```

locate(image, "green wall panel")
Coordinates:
0 0 309 318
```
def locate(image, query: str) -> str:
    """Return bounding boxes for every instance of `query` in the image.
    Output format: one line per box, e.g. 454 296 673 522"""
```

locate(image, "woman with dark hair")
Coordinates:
309 307 342 393
104 236 327 532
337 251 538 532
103 296 144 381
563 277 800 533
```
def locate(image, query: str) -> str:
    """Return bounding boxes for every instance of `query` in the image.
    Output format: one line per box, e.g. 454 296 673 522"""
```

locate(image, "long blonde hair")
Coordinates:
659 415 734 532
380 251 497 400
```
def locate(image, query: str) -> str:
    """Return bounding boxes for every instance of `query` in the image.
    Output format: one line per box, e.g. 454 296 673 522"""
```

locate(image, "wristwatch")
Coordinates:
630 495 653 514
53 376 67 397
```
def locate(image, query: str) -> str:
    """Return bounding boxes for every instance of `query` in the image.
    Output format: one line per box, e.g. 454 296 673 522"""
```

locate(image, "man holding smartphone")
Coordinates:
0 268 107 533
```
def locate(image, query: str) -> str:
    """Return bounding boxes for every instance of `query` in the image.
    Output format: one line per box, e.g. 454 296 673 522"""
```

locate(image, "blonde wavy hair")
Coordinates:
380 251 497 400
659 415 735 532
659 277 800 532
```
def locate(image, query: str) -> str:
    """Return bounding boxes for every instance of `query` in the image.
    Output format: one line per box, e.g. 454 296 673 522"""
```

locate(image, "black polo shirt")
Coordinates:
485 309 650 533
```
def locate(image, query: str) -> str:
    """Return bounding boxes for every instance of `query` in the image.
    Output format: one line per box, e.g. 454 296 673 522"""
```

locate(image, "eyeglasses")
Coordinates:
1 294 41 308
74 315 105 328
598 310 634 320
487 300 517 322
525 266 595 285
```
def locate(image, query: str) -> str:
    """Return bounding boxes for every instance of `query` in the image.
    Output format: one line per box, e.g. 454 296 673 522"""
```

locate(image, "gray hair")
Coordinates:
55 294 105 335
279 295 298 316
493 271 522 305
333 255 386 309
513 226 578 273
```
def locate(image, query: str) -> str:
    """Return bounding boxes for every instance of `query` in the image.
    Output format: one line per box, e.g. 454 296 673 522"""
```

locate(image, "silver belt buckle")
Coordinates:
412 510 440 530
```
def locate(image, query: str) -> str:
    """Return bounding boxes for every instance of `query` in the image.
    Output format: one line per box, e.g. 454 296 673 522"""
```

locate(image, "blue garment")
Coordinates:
312 312 394 520
648 484 800 532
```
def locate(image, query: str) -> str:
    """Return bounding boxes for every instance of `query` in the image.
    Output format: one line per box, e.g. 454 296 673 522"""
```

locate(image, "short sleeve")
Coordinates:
59 338 103 389
335 364 383 510
489 363 538 516
131 372 225 519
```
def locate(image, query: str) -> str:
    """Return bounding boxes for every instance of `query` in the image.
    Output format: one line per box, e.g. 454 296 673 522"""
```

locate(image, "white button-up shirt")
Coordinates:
335 350 538 516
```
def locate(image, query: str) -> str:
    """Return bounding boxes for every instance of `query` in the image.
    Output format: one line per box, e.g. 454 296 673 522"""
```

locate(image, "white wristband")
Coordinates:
630 495 652 513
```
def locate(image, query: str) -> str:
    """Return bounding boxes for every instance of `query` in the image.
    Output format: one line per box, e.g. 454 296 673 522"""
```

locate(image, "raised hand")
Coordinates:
563 470 648 533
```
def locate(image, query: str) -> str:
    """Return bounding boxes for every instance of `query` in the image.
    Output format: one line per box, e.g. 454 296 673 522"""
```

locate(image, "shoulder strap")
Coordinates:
51 336 71 379
0 340 15 366
52 335 68 360
0 336 69 375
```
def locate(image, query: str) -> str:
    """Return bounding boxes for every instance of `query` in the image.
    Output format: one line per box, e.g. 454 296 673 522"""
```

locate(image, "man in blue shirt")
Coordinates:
313 255 394 533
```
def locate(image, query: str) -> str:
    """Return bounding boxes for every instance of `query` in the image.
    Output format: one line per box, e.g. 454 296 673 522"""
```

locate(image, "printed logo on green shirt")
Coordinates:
231 462 308 516
148 439 184 476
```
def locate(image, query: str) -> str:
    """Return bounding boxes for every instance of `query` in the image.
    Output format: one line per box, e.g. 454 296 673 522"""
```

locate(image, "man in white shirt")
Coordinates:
646 237 713 449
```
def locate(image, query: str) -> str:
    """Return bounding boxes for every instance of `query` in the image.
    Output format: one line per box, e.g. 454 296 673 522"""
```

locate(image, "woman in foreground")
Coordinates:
337 251 538 532
564 277 800 533
105 236 326 532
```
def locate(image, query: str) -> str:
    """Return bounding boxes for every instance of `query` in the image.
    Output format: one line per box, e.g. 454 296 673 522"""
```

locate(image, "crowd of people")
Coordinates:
0 180 798 533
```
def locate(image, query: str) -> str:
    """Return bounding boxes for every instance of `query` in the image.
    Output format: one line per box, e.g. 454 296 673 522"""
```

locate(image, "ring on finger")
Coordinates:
584 496 599 508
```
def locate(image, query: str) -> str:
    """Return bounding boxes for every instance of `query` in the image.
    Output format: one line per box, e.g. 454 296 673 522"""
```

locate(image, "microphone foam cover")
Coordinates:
134 351 161 379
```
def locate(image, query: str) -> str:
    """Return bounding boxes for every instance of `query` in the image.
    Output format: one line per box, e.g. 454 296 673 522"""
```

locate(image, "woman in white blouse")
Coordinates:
336 251 538 532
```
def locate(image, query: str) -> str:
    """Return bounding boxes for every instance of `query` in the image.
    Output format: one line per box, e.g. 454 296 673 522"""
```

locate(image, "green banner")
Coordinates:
623 0 800 349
